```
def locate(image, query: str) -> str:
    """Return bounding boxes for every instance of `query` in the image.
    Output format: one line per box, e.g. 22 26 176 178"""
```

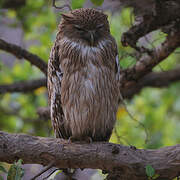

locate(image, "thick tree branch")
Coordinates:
0 131 179 180
0 78 46 94
0 39 47 75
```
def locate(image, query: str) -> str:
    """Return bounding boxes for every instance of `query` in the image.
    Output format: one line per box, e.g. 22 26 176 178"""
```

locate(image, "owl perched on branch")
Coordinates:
48 8 120 142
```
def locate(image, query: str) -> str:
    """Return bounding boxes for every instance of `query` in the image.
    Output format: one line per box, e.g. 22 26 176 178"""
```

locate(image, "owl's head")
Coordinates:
59 8 110 46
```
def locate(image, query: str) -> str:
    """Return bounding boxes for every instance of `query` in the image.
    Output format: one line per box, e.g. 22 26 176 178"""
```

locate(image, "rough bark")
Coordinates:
0 131 180 180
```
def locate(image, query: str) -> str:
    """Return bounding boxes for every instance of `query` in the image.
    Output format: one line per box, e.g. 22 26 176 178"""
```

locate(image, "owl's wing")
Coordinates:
48 43 67 139
113 38 121 81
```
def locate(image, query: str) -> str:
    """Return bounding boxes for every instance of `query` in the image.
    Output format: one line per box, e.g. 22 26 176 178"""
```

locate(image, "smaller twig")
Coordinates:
52 0 72 11
30 160 56 180
43 168 59 180
119 92 149 144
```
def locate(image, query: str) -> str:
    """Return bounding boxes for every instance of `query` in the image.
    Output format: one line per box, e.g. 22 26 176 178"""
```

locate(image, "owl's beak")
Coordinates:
89 31 95 46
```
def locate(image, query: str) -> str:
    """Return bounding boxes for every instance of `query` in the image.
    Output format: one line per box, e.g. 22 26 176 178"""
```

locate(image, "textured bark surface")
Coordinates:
0 131 180 180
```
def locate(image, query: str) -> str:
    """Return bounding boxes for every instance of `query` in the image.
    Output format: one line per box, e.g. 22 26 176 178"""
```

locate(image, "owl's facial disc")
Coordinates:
74 25 96 46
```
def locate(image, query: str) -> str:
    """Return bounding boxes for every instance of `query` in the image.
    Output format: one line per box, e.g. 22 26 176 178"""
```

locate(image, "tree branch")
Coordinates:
122 67 180 98
0 131 179 180
0 78 46 94
0 39 47 75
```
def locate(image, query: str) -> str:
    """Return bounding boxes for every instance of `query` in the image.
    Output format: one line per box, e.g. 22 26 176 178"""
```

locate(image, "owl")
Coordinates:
48 8 120 142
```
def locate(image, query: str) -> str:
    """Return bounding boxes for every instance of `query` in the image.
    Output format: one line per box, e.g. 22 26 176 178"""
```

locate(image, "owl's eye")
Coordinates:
74 25 85 32
96 24 104 29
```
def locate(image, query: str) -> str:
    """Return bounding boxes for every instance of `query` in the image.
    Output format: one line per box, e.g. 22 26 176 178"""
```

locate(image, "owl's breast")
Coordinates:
59 38 119 139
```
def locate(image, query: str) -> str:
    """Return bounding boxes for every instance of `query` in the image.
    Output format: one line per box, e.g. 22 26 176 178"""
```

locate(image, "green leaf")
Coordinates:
0 165 7 173
16 159 23 166
0 175 4 180
7 160 24 180
72 0 86 9
90 0 104 6
7 164 16 180
146 165 155 177
152 174 160 179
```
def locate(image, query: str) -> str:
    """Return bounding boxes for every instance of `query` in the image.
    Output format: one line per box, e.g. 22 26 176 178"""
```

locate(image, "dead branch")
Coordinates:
0 131 179 180
0 78 46 94
0 39 47 75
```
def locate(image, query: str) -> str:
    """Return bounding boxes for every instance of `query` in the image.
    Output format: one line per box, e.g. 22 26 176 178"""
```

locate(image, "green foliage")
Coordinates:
146 165 155 178
146 165 160 180
72 0 86 9
0 160 24 180
0 165 7 174
7 160 24 180
0 0 5 8
90 0 104 6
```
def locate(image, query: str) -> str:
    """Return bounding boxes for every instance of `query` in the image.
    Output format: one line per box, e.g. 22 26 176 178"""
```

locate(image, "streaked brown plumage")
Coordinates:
48 8 120 142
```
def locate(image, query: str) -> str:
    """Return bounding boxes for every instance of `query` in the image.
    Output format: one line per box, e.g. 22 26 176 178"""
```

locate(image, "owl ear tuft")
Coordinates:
61 13 74 21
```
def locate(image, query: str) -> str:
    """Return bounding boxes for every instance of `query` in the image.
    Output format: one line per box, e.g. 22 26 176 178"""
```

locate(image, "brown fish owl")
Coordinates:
48 8 120 142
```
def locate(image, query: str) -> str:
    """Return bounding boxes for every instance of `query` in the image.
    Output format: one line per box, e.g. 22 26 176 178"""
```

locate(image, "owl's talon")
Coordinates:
68 136 78 143
68 136 92 143
84 136 92 143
